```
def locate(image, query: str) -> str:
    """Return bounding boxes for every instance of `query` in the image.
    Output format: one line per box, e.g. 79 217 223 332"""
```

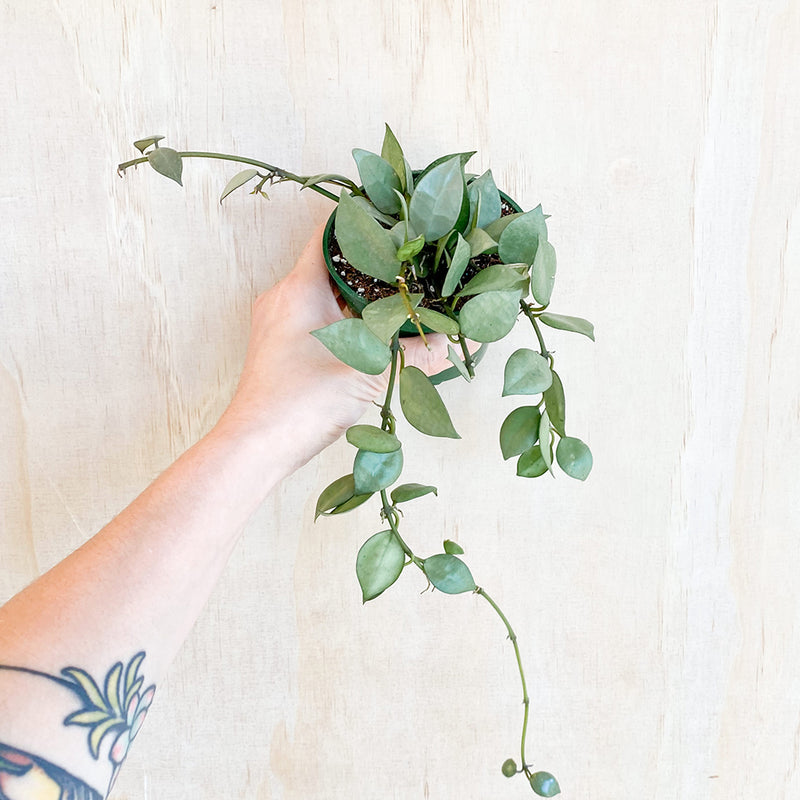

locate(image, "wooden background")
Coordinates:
2 1 799 797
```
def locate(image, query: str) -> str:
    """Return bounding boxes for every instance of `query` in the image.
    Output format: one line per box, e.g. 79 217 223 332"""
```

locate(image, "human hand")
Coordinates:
218 225 458 475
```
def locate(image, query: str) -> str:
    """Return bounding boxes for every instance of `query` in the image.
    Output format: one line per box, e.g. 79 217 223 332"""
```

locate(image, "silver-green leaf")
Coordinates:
538 312 595 341
531 239 557 306
502 348 553 396
399 366 460 439
220 169 259 203
423 553 476 594
146 147 183 186
346 424 401 453
409 156 465 241
497 206 548 266
499 406 541 460
335 191 403 283
457 290 520 343
356 531 406 602
362 292 423 343
441 233 472 297
391 483 438 504
353 448 404 494
556 436 593 480
352 148 402 215
311 319 392 375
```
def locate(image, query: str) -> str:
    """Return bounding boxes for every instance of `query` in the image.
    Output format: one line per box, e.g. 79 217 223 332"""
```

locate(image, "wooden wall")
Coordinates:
2 0 799 797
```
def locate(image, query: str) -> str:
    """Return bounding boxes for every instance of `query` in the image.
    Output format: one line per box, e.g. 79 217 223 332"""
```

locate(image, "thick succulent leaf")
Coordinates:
530 771 561 797
543 369 566 436
423 553 476 594
219 169 259 203
502 348 553 395
441 233 472 297
483 211 524 241
457 290 520 343
356 531 405 602
409 156 465 241
399 366 460 438
381 124 407 190
335 191 403 283
465 227 498 257
353 448 404 494
443 539 464 555
516 444 550 478
391 483 438 504
352 148 402 214
446 344 472 382
329 492 373 514
416 307 459 335
346 424 401 453
362 292 423 343
147 147 183 185
315 473 357 518
539 409 553 472
457 264 529 298
531 239 557 306
311 319 392 375
416 151 475 182
468 169 502 228
499 406 541 460
396 234 426 261
133 135 165 153
538 312 595 341
497 207 548 266
556 436 593 480
351 195 397 226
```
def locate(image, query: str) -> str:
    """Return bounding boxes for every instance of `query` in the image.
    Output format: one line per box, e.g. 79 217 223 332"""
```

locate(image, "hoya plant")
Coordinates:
118 126 594 796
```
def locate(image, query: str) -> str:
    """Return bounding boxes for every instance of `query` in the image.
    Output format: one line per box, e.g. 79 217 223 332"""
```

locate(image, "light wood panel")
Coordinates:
1 0 798 797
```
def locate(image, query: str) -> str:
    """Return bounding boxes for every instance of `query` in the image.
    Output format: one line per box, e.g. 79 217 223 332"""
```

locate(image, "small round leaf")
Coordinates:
556 436 593 481
458 290 520 343
502 349 553 396
356 531 406 602
423 554 476 594
346 424 401 453
530 771 561 797
353 449 404 494
501 758 517 778
443 539 464 555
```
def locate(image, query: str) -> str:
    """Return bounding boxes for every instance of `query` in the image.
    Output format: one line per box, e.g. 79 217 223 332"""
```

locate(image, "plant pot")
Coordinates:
323 189 523 331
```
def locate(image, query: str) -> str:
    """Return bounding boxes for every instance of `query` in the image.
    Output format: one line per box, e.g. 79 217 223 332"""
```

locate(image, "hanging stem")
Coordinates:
380 335 402 434
117 151 353 202
475 587 532 778
520 301 552 366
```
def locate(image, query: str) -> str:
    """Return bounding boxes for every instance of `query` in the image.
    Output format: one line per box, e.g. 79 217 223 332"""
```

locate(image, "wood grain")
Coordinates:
1 0 798 797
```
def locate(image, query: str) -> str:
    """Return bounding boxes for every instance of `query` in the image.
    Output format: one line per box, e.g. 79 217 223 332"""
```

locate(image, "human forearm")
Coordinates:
0 413 290 797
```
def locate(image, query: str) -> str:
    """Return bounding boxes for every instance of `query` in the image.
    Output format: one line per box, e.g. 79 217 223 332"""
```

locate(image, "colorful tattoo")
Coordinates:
0 652 155 797
0 744 102 799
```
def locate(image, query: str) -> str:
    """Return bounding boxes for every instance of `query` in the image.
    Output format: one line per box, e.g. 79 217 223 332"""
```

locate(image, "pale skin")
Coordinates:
0 226 456 799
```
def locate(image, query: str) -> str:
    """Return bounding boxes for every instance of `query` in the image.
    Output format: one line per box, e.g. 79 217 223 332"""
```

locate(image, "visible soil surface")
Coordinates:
326 200 515 314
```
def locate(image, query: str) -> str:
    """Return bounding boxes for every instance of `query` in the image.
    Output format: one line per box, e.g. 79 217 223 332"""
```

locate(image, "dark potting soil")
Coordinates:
326 200 515 314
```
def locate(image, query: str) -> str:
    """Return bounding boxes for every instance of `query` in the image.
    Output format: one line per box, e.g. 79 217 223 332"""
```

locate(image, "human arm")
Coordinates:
0 225 454 798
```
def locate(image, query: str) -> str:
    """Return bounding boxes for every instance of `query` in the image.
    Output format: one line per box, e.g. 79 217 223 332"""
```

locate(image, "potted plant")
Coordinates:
118 125 594 796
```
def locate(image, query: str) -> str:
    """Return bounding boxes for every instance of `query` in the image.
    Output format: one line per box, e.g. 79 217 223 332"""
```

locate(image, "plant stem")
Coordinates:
456 333 475 379
475 587 532 777
380 336 401 434
520 301 552 366
118 151 342 202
